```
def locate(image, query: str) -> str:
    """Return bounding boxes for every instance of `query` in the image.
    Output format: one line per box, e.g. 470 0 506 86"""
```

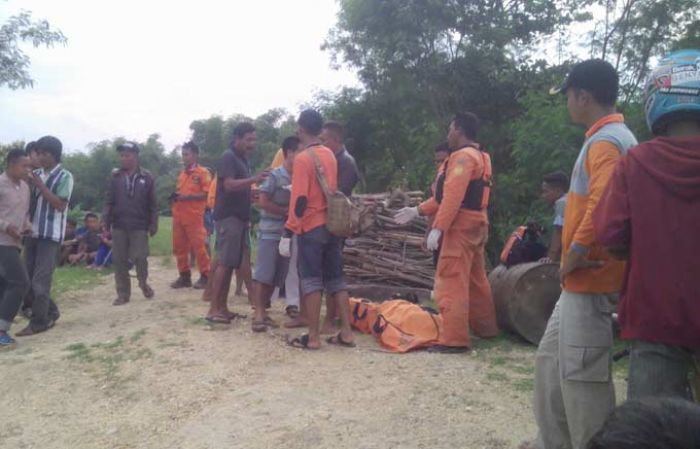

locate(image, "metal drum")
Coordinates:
488 262 561 345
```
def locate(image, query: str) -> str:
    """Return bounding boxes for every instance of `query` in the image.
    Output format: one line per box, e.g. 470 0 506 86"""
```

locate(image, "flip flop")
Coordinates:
206 315 231 325
225 311 247 321
326 332 356 348
263 316 279 328
286 334 319 350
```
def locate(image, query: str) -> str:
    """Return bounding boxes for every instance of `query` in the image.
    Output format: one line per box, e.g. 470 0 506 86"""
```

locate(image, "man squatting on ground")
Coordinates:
103 142 158 306
395 112 499 353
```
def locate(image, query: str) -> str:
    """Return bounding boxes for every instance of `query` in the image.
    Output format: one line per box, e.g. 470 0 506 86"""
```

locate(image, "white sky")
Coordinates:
0 0 359 152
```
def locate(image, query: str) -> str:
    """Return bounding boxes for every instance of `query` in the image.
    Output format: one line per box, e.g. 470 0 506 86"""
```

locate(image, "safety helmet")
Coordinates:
644 49 700 135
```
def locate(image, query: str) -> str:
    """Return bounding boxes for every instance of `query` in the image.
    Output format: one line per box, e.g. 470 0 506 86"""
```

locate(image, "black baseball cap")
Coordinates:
116 141 140 153
550 59 619 105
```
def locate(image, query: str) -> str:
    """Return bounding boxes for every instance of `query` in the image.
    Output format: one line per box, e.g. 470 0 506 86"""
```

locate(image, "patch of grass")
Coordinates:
52 266 110 299
187 316 208 326
150 216 172 257
486 371 510 382
512 378 534 393
130 329 147 343
63 335 153 386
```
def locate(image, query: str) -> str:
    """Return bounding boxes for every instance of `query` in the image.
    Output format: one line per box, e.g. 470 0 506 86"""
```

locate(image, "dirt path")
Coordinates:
2 260 546 449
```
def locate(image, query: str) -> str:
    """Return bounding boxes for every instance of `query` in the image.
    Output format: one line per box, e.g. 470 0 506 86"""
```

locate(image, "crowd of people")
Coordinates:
1 49 699 447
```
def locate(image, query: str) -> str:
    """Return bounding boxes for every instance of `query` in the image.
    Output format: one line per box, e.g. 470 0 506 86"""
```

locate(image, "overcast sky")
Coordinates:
0 0 359 152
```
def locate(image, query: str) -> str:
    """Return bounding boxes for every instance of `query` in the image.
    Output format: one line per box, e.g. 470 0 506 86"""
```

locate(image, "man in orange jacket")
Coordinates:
395 112 499 353
171 141 211 289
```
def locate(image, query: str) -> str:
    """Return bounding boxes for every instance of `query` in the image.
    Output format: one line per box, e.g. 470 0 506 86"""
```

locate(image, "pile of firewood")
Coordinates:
343 191 435 289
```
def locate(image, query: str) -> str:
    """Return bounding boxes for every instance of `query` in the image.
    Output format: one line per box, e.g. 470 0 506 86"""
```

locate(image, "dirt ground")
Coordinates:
2 260 566 449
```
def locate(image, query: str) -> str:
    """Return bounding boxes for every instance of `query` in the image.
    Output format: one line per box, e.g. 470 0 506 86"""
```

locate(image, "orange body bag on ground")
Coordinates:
371 300 443 353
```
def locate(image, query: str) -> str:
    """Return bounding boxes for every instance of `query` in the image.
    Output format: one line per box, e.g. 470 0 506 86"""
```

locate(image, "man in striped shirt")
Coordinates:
16 136 74 337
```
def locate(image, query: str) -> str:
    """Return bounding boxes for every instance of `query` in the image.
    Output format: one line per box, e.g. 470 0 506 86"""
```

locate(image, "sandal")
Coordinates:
285 305 299 319
251 321 267 333
326 332 356 348
206 315 231 325
286 334 319 350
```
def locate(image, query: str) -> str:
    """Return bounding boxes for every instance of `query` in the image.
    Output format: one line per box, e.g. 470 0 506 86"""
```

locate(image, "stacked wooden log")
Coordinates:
343 191 435 289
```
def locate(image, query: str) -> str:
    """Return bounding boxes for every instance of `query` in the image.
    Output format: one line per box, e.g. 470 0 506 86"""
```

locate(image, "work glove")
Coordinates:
394 207 419 225
279 237 291 257
426 229 442 251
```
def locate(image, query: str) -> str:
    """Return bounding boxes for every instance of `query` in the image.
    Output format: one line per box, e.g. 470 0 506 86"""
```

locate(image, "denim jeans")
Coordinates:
627 340 699 400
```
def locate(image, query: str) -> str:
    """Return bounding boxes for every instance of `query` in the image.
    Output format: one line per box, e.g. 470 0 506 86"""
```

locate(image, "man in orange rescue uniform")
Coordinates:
395 112 499 353
170 141 211 289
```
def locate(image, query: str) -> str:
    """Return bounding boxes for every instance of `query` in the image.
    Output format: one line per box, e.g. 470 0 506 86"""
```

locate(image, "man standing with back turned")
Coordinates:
103 142 158 306
395 112 499 353
524 59 638 449
594 50 700 401
280 109 355 350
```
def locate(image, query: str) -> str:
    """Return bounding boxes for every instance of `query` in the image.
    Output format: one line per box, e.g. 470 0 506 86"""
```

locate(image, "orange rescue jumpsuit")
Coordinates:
172 165 211 276
418 146 499 347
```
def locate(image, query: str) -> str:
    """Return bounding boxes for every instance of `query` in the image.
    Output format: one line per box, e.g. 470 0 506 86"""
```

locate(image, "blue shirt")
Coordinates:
257 166 291 240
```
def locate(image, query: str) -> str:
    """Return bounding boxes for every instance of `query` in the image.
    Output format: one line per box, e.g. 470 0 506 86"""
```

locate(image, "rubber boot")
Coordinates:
170 272 192 289
193 274 208 290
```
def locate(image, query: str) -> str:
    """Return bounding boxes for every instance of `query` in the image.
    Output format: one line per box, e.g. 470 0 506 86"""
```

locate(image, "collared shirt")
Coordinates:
258 166 291 240
561 113 637 293
30 164 74 243
214 149 252 222
172 164 211 222
0 172 31 248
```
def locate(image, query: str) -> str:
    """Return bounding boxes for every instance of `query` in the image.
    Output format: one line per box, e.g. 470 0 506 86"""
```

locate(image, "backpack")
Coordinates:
307 148 359 238
371 300 443 353
500 223 548 267
349 298 379 334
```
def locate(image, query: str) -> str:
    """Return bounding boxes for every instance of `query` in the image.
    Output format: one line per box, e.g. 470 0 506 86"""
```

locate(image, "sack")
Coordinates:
349 298 379 334
500 223 548 267
371 300 443 353
307 148 359 238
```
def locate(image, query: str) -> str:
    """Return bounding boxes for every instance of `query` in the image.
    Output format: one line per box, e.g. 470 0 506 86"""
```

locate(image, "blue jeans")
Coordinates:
297 225 346 296
627 340 699 400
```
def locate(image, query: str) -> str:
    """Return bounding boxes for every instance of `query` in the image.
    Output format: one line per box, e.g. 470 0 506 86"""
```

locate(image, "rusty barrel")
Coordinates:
488 262 561 345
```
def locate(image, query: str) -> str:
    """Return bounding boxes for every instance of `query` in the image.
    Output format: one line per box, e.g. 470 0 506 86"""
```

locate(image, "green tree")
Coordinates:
0 10 67 89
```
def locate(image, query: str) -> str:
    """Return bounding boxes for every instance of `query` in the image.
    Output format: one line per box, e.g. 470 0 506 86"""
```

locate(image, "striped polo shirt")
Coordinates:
31 164 74 243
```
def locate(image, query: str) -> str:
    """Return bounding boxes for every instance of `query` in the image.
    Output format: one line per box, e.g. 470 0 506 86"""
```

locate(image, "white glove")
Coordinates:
278 237 291 257
426 229 442 251
394 207 419 225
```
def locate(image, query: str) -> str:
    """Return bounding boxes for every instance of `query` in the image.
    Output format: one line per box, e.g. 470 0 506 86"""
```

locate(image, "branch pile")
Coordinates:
344 191 435 289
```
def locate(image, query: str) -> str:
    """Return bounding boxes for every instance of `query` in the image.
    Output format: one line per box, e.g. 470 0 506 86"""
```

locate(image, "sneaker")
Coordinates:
192 275 208 290
0 332 16 347
170 273 192 289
